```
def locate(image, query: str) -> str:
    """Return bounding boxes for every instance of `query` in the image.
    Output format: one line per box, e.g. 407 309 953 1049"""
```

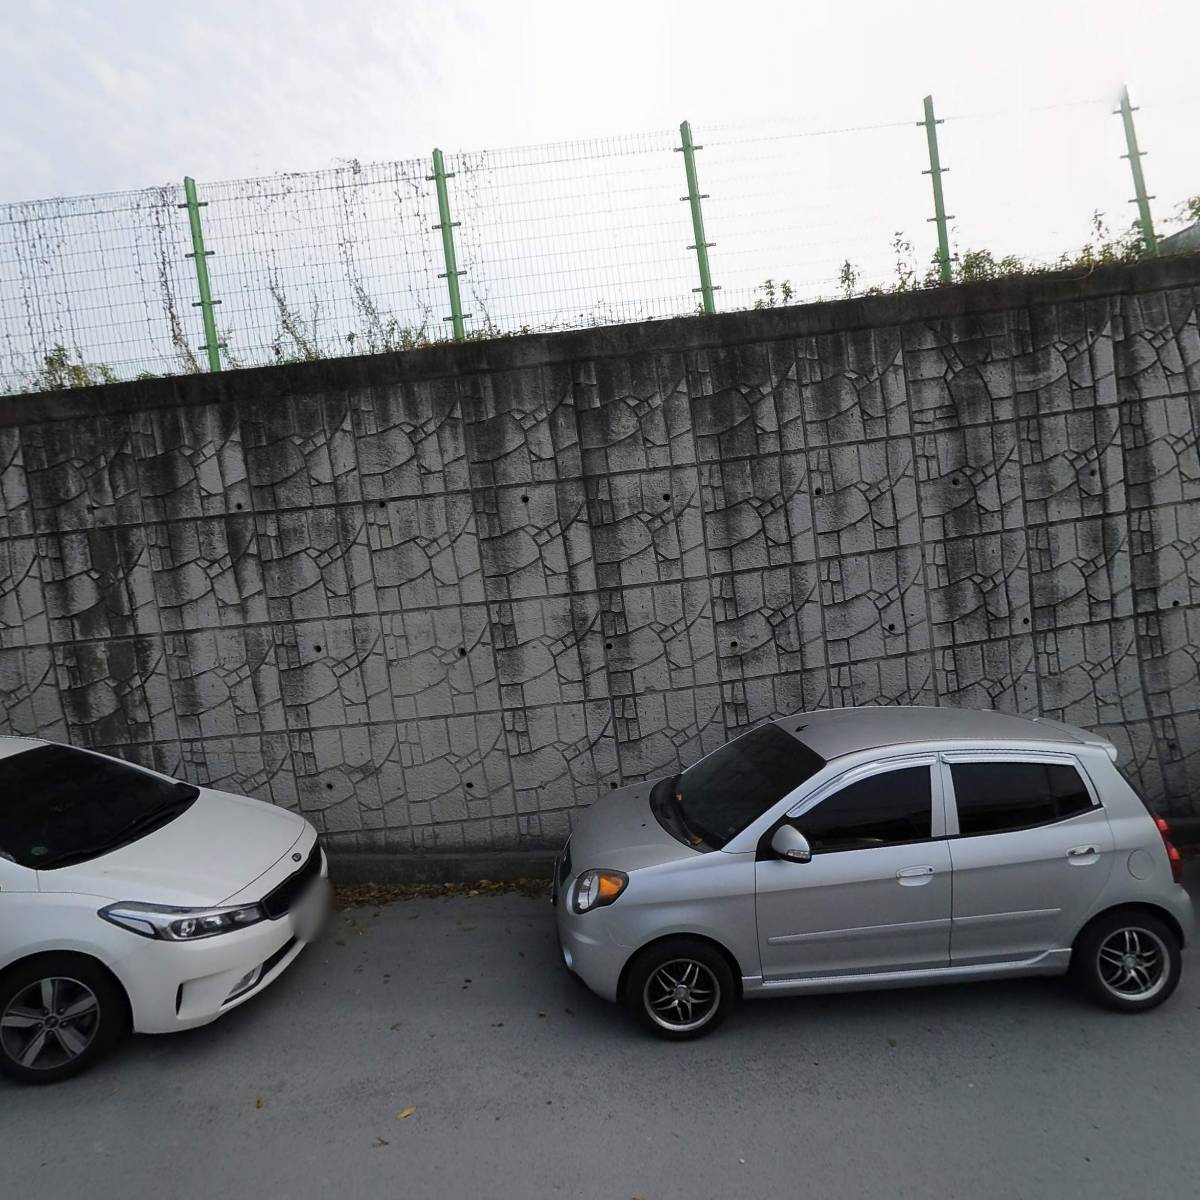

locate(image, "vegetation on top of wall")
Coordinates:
24 195 1199 392
33 345 118 390
752 193 1200 308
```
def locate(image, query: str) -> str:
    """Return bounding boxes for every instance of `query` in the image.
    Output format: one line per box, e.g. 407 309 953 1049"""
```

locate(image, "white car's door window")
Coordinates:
792 766 932 853
950 761 1094 837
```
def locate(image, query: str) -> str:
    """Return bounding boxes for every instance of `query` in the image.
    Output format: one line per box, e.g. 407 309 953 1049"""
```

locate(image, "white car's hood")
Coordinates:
36 787 308 907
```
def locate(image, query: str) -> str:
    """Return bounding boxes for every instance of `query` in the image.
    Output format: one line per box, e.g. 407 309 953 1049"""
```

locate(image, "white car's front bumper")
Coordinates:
113 865 331 1034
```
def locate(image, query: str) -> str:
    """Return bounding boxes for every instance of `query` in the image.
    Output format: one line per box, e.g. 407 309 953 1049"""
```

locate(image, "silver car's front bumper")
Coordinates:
555 902 630 1003
554 847 630 1003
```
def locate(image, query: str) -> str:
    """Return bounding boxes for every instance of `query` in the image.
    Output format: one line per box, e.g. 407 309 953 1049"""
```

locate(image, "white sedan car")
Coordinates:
0 736 329 1084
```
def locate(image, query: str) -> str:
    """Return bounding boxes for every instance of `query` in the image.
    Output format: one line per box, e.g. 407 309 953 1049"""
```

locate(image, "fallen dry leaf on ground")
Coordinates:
335 877 550 910
397 1106 417 1120
255 1094 265 1110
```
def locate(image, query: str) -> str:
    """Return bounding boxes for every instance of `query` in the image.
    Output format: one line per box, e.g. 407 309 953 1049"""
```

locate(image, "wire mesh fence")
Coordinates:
1 91 1196 395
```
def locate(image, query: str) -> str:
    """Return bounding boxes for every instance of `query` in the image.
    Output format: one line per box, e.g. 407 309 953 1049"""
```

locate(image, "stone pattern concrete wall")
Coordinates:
2 258 1199 856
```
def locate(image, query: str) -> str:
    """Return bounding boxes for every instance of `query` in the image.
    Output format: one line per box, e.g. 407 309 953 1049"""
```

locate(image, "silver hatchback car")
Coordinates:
553 707 1193 1039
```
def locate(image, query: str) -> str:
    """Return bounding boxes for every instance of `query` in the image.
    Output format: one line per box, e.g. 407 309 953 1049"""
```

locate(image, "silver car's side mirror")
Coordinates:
771 825 812 864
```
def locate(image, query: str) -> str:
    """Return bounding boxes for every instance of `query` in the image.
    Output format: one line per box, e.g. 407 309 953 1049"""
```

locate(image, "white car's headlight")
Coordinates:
98 901 265 940
572 869 628 914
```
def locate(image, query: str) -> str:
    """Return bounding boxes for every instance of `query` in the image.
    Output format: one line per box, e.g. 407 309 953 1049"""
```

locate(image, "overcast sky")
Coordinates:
4 0 1197 198
2 0 1198 383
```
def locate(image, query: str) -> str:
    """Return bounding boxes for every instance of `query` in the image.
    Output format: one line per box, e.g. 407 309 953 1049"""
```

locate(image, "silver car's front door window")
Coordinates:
754 761 952 981
941 754 1116 965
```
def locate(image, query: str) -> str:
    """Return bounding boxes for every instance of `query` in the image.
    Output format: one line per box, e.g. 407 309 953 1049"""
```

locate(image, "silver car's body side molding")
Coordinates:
952 908 1062 928
741 948 1072 997
766 917 951 946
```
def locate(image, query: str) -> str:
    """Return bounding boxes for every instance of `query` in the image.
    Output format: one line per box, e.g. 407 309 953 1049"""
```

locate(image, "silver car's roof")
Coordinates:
774 706 1110 761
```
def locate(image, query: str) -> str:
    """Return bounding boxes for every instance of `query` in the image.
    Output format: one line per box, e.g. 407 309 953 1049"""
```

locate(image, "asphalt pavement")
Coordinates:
3 885 1198 1200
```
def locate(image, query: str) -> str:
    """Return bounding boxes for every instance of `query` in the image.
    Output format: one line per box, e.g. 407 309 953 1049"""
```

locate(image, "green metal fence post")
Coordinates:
676 120 717 314
428 148 467 340
1116 85 1158 256
918 96 954 284
179 176 222 372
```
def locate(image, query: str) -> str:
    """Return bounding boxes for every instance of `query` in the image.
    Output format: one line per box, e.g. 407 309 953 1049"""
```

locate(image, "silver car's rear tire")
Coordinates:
1072 911 1182 1013
625 938 735 1041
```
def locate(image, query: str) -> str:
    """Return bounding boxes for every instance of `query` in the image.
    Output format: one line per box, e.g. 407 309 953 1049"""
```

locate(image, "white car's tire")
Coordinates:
0 953 127 1085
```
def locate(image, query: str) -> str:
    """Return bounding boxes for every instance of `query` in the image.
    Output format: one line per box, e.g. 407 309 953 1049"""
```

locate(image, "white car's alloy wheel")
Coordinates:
1 976 101 1072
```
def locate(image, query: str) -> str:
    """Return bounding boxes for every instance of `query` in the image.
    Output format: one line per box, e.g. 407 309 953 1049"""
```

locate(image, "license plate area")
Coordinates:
290 876 332 942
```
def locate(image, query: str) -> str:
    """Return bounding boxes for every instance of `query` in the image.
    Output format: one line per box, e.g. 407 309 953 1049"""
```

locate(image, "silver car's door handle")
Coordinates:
896 865 935 880
1066 845 1099 859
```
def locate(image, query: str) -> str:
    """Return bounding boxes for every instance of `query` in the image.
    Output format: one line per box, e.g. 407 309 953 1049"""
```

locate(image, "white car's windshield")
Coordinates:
652 724 826 850
0 745 198 870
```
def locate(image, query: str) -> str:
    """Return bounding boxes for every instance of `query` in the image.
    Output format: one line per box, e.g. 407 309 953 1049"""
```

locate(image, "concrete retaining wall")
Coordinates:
2 255 1199 865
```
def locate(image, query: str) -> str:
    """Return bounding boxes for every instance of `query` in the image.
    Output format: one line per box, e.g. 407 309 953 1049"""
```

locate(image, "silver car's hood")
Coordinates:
568 780 699 874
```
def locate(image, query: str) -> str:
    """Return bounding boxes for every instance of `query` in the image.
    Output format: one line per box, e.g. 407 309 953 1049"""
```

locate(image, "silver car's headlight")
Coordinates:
572 869 628 914
98 901 265 941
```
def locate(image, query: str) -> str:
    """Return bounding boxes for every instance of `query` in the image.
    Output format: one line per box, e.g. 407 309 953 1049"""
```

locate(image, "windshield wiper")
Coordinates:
668 787 722 850
650 774 687 842
117 789 198 835
32 843 130 871
33 790 198 870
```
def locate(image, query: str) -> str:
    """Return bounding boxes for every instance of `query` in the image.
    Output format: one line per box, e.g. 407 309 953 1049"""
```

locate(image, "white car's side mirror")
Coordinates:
771 825 812 864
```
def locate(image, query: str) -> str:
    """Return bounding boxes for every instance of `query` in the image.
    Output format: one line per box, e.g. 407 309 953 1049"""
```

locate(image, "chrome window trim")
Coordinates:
772 753 945 853
938 748 1103 840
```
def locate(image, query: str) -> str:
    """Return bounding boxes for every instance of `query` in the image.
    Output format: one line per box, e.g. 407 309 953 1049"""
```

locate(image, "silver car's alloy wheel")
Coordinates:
1096 927 1169 1002
0 977 100 1072
643 959 721 1033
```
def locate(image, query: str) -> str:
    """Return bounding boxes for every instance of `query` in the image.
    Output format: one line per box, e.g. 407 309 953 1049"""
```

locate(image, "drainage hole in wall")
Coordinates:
610 782 618 789
662 493 671 502
235 501 244 510
521 494 529 503
814 487 823 496
951 478 960 487
465 781 474 790
731 640 739 649
1022 618 1030 625
459 646 467 655
605 641 613 649
887 623 896 632
325 782 334 791
314 644 323 653
1172 600 1180 607
378 500 386 509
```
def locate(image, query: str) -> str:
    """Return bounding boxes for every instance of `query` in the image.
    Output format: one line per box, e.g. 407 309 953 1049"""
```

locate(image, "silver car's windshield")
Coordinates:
655 724 826 850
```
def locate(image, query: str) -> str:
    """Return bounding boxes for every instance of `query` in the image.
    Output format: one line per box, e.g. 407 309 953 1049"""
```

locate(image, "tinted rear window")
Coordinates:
671 724 826 849
0 745 197 869
951 761 1094 837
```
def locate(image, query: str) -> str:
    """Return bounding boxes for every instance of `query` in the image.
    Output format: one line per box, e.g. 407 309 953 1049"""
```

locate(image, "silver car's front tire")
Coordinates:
626 938 735 1040
1073 911 1182 1013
